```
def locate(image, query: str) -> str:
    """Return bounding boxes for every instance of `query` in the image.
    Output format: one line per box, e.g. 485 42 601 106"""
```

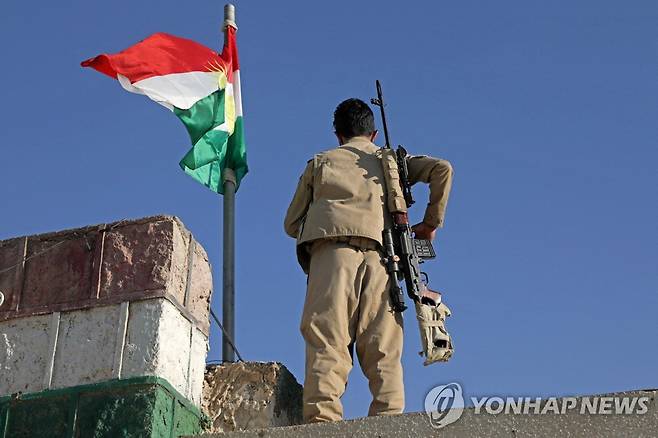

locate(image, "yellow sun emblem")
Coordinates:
207 60 236 134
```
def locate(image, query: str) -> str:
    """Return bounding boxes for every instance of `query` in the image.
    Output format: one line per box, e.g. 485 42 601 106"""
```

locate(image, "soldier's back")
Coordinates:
299 138 391 246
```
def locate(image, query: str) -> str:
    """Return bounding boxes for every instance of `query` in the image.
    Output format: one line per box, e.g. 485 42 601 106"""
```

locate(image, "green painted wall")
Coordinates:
0 377 208 438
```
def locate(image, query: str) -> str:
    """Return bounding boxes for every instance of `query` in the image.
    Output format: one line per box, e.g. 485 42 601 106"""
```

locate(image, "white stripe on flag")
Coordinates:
122 71 222 110
118 74 174 111
233 70 243 117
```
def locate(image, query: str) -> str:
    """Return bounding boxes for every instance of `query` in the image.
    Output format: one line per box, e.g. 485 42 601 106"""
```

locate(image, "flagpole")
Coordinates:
222 3 237 363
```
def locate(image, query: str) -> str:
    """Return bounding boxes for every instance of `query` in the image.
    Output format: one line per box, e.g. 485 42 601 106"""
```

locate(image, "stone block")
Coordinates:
100 220 179 298
0 238 25 312
0 298 208 405
202 362 303 433
122 299 198 401
0 215 213 335
51 305 122 388
0 376 208 438
187 242 213 324
0 313 52 394
22 230 100 310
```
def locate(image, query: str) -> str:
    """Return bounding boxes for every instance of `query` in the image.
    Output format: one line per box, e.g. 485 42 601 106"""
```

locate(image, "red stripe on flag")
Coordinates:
224 26 240 73
81 33 227 83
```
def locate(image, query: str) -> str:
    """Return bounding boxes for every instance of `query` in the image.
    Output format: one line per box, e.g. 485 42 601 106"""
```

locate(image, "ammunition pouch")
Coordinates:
415 298 454 366
380 148 408 214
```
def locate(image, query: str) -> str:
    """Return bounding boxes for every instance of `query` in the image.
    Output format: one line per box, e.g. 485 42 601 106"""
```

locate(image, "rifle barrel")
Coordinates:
374 80 392 149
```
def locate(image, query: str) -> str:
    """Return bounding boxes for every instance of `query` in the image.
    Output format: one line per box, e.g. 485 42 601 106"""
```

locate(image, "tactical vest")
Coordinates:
296 139 393 248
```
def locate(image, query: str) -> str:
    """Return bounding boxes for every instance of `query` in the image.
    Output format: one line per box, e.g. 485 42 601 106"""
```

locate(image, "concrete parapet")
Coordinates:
0 376 208 437
0 215 213 335
202 362 303 433
0 298 208 405
190 390 658 438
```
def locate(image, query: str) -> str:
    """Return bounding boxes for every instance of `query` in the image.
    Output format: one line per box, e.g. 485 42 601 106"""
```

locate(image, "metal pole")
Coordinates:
222 170 236 362
222 3 237 363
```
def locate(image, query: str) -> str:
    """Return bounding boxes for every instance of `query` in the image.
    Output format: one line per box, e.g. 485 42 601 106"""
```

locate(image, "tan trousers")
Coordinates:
300 238 404 423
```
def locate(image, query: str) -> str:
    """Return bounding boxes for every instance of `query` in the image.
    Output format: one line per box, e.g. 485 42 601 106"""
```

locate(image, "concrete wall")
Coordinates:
0 215 214 408
0 215 212 335
191 390 658 438
0 376 207 438
0 298 208 405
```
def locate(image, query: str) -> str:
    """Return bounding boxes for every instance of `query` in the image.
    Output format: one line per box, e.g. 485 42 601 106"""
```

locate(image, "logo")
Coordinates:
424 382 652 429
424 382 465 429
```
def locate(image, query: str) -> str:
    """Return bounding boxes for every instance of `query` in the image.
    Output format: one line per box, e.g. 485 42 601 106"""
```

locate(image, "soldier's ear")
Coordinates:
370 130 378 142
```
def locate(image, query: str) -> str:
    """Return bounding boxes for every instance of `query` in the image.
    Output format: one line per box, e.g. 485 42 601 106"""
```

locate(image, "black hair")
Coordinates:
333 98 376 139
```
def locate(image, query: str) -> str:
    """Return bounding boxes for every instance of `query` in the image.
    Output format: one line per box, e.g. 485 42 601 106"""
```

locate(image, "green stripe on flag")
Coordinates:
174 90 248 194
226 116 248 188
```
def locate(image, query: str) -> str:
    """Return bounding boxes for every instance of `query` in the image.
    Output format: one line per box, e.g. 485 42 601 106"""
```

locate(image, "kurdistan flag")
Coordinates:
82 26 247 194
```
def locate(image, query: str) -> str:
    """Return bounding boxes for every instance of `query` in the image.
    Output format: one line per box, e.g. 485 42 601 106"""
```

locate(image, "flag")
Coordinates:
82 27 247 193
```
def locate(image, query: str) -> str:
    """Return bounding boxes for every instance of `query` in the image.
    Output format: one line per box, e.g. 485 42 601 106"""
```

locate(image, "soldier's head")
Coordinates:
333 98 378 144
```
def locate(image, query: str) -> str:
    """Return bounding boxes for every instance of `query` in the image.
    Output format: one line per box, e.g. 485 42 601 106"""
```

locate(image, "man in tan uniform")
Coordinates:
284 98 453 423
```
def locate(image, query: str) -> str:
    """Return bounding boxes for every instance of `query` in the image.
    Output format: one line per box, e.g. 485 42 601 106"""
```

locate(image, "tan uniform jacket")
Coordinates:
284 137 453 271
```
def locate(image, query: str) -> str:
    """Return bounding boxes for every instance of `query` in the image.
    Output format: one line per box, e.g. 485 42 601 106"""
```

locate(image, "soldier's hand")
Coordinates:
412 222 437 241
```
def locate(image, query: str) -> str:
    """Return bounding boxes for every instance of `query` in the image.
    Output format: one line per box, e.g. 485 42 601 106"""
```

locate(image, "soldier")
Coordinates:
284 98 454 423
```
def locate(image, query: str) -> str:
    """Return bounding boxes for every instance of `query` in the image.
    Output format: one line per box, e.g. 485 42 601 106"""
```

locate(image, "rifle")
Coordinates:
371 80 439 312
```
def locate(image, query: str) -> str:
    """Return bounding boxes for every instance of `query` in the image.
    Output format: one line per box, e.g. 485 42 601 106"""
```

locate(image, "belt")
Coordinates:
308 236 381 254
331 236 381 251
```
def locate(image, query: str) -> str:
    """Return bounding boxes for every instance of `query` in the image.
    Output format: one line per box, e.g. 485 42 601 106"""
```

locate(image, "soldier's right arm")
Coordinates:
284 159 314 239
406 155 454 229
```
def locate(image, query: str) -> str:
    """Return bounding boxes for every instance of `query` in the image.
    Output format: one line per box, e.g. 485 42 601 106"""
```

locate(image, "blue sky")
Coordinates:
1 0 656 418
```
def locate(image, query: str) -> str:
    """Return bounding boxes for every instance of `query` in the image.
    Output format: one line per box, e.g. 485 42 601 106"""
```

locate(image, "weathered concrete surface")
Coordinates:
0 298 208 405
0 313 52 395
202 362 303 433
190 328 210 405
52 305 122 387
0 215 213 334
123 299 209 405
123 299 191 396
0 376 208 438
191 390 657 438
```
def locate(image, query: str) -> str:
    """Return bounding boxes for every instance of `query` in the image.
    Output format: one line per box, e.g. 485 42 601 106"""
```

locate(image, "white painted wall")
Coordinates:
0 313 52 395
0 298 208 405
